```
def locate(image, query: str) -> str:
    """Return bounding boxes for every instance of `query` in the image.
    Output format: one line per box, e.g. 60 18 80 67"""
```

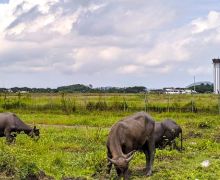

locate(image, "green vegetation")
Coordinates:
0 93 219 114
0 84 147 93
0 93 219 179
188 83 213 93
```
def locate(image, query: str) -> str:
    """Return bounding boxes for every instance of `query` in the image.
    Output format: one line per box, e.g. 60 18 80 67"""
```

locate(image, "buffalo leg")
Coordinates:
107 161 112 174
172 140 181 151
116 168 122 179
145 140 155 176
107 148 112 174
123 168 129 180
4 129 14 144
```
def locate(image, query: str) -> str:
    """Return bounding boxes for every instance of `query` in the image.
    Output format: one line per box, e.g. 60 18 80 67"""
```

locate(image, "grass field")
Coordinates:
0 93 219 179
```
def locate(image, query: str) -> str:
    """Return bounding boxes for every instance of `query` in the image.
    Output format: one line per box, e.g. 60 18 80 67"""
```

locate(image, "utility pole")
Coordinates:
194 76 196 92
123 87 126 112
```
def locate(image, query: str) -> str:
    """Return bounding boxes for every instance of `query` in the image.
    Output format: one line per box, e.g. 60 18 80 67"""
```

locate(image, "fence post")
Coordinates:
84 93 88 110
167 93 170 112
17 92 21 109
3 92 7 109
123 88 126 112
144 90 148 112
191 96 194 113
192 76 196 113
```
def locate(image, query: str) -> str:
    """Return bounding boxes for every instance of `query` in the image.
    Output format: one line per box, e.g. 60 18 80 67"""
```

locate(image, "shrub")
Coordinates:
86 102 95 111
95 101 107 111
110 101 128 111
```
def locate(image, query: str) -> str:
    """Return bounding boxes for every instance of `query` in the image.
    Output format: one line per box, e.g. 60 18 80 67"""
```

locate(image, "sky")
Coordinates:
0 0 220 89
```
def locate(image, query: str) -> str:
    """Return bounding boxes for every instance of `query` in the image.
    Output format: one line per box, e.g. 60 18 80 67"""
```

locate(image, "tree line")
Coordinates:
0 83 213 93
0 84 147 93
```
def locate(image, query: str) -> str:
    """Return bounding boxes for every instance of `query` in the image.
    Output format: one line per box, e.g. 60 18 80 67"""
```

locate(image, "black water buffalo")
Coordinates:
106 112 155 179
0 112 40 143
154 119 182 150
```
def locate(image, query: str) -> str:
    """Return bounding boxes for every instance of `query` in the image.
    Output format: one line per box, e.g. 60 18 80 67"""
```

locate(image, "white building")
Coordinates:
164 88 196 94
213 58 220 94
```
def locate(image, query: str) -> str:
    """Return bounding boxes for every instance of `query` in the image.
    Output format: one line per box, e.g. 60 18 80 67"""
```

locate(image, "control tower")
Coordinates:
213 58 220 94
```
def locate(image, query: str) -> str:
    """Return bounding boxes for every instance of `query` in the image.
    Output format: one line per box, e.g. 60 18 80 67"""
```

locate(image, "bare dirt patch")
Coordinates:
186 131 203 138
213 134 220 143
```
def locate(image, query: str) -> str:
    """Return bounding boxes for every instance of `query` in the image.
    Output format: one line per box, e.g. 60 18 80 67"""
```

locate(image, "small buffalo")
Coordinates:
0 112 40 143
106 112 155 179
154 119 182 150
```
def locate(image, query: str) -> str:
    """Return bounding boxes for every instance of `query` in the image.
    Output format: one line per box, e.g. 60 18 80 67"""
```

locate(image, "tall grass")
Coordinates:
0 93 219 114
0 93 219 179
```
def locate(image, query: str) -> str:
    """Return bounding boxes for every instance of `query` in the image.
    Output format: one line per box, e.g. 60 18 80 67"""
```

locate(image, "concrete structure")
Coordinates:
213 58 220 94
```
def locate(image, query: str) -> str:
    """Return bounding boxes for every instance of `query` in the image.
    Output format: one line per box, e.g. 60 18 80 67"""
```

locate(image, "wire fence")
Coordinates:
0 92 219 114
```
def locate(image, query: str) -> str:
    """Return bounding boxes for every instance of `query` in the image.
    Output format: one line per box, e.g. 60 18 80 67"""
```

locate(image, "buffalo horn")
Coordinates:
125 154 134 163
108 157 117 165
125 150 136 158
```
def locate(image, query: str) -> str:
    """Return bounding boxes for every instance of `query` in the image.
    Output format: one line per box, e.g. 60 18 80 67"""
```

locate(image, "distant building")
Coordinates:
213 58 220 94
149 88 193 94
163 87 196 94
7 89 13 93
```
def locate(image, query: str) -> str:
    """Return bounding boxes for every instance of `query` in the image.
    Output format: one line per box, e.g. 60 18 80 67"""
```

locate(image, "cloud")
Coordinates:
191 11 220 34
187 66 212 76
0 0 218 88
117 64 143 74
75 0 175 37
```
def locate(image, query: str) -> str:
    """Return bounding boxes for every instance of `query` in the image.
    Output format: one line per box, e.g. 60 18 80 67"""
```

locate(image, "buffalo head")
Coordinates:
161 120 183 150
29 126 40 140
108 151 135 177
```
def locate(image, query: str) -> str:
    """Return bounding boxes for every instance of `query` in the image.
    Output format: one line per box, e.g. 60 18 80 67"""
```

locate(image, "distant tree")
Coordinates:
124 86 147 93
188 83 213 93
0 84 148 93
57 84 92 93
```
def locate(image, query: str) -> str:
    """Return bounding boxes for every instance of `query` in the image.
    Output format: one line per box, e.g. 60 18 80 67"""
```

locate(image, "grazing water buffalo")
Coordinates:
154 119 182 150
106 112 155 179
0 112 40 143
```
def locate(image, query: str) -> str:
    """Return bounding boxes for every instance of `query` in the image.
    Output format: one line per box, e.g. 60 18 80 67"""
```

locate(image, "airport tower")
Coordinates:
213 58 220 94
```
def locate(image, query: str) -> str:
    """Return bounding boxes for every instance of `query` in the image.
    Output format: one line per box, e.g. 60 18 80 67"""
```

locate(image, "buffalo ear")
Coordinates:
33 126 36 130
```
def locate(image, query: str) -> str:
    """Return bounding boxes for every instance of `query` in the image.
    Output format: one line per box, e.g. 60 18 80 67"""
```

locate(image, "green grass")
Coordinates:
0 126 108 179
0 111 219 179
0 93 219 179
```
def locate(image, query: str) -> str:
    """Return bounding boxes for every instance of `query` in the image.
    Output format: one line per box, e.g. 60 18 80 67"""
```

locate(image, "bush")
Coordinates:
110 101 128 111
95 101 107 111
61 93 76 114
86 102 95 111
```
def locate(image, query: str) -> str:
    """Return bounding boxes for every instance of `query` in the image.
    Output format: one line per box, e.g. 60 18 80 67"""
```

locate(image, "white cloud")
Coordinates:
0 0 218 87
117 64 142 74
187 66 212 76
137 40 190 66
191 11 220 34
99 47 123 61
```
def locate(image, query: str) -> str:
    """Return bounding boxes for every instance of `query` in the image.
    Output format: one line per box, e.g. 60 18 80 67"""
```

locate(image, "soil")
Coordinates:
186 131 202 138
26 171 54 180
